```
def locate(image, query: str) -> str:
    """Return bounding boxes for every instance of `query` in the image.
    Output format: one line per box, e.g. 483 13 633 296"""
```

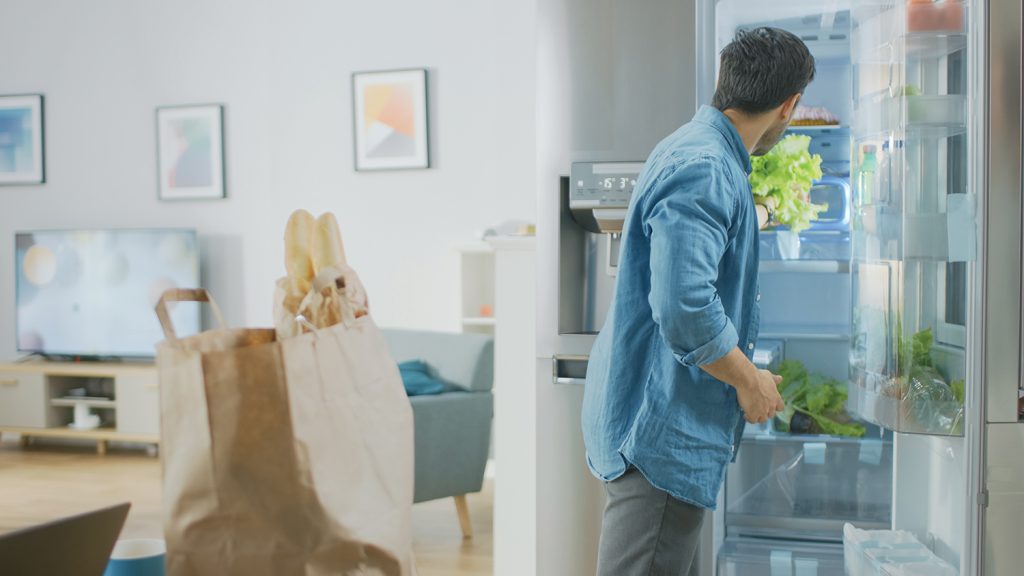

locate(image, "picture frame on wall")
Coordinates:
352 69 430 171
156 104 226 200
0 94 45 185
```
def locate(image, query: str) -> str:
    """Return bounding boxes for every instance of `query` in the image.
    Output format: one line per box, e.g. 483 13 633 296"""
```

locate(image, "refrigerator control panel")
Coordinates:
569 162 644 209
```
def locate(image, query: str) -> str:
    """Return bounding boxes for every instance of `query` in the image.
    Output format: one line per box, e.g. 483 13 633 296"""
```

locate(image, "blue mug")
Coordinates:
104 539 166 576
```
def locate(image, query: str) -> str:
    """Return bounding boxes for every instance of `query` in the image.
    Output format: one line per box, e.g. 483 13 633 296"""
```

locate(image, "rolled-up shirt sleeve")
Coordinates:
644 159 739 367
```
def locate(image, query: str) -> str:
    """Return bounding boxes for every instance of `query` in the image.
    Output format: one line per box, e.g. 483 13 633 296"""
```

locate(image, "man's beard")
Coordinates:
752 119 789 156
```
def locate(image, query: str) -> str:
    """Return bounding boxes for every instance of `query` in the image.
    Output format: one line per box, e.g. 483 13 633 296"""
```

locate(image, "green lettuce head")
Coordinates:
749 134 827 233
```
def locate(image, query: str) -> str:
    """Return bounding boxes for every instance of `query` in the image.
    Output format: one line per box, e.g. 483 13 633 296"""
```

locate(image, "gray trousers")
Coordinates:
596 468 705 576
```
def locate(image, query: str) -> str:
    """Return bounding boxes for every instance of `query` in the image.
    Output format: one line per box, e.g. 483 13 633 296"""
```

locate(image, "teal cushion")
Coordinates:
398 359 446 396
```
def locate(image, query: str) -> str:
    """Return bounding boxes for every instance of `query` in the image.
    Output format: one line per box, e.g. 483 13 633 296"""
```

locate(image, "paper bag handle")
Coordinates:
155 288 227 341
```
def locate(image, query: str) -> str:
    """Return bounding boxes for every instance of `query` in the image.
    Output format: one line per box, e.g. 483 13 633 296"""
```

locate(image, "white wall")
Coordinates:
0 0 536 360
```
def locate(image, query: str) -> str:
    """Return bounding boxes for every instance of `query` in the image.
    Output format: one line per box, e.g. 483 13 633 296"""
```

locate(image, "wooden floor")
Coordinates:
0 440 493 576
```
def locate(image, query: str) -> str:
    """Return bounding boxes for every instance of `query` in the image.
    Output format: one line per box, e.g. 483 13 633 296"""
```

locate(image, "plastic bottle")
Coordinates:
877 141 891 206
858 145 878 207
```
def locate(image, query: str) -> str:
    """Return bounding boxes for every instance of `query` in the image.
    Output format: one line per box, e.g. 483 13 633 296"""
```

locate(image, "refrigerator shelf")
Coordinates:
847 368 965 437
855 31 968 64
854 95 967 139
758 259 850 274
853 2 968 64
904 31 968 59
741 429 891 446
853 197 978 263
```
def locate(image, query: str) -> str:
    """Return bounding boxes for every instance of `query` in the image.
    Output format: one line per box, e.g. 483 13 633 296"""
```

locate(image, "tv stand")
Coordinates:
0 359 160 455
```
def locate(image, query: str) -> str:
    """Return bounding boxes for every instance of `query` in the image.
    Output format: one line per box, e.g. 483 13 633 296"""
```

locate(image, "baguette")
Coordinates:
312 212 348 274
282 211 313 309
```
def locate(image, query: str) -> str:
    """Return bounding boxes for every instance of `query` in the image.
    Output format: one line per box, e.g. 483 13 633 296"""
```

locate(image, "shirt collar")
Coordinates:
694 105 752 174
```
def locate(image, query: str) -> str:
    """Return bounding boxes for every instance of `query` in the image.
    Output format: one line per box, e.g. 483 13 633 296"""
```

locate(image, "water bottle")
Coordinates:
857 145 878 207
877 141 891 206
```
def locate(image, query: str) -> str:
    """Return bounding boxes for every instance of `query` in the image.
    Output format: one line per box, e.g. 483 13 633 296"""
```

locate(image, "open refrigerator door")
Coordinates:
700 0 992 574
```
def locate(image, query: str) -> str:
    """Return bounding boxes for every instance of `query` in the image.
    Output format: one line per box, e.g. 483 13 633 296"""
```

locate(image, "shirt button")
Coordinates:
756 293 761 302
747 343 755 351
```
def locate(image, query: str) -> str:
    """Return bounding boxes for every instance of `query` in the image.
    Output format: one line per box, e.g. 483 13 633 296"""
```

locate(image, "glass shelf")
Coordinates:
853 3 968 64
786 125 849 133
904 32 967 59
760 232 852 261
855 31 968 64
848 367 964 437
855 200 977 262
759 260 850 274
854 95 967 139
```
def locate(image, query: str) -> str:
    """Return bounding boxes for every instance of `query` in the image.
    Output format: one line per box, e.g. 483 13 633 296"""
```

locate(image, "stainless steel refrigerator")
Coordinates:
536 0 1021 574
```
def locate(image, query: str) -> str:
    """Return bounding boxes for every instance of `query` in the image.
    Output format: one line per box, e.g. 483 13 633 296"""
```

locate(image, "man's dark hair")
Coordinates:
712 27 816 115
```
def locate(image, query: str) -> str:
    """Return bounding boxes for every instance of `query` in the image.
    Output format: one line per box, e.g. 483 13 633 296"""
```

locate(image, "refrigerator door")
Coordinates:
847 0 974 437
700 3 901 576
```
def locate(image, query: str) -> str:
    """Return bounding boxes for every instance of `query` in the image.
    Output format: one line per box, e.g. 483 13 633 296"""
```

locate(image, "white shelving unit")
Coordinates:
457 242 496 335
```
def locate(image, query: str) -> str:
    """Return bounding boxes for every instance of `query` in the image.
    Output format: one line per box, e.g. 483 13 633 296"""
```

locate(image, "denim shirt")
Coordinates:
581 106 760 510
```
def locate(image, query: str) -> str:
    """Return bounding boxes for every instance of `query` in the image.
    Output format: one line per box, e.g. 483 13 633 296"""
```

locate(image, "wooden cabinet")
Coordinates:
0 361 160 454
114 374 161 436
0 371 47 428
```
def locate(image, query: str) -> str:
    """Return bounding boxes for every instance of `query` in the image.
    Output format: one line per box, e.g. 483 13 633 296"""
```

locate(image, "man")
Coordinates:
581 27 816 575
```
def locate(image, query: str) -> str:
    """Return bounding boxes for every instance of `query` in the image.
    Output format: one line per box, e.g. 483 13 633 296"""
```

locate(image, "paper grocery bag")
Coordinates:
154 287 414 576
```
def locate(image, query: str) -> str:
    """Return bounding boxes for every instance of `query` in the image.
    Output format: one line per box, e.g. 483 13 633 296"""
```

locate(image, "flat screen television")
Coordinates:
15 228 201 359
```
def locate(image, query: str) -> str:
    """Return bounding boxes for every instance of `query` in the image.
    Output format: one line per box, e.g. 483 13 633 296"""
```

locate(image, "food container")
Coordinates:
906 1 965 33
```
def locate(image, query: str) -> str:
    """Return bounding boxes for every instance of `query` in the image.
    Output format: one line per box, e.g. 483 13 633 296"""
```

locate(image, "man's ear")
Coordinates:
780 93 802 121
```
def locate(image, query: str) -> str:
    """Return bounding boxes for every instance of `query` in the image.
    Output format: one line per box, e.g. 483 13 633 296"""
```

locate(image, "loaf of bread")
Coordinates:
275 209 367 338
312 212 348 275
284 209 315 290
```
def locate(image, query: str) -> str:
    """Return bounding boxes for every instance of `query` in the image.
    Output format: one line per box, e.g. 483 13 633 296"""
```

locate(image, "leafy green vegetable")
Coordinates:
950 379 965 405
892 327 966 434
773 359 865 437
749 134 827 232
897 326 934 375
895 84 921 97
778 359 808 393
802 408 869 438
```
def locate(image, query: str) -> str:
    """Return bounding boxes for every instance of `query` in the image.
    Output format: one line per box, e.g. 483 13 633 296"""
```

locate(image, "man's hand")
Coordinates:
755 196 778 230
735 369 785 424
700 348 786 424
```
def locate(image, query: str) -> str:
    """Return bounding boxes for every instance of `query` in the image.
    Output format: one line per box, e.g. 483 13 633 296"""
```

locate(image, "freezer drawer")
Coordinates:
717 538 844 576
726 433 892 541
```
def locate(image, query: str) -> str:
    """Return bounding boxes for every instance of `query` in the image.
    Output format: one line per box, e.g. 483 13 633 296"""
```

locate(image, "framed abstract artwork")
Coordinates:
156 104 226 200
352 69 430 171
0 94 45 185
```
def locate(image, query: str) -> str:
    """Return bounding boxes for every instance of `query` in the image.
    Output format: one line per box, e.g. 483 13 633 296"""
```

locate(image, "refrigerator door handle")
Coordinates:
553 355 589 385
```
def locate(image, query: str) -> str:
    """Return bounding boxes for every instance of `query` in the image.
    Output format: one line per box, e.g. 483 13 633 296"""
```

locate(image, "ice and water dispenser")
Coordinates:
558 161 643 336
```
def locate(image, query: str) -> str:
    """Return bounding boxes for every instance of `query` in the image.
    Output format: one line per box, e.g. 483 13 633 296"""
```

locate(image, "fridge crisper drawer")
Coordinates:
726 434 892 540
717 538 844 576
